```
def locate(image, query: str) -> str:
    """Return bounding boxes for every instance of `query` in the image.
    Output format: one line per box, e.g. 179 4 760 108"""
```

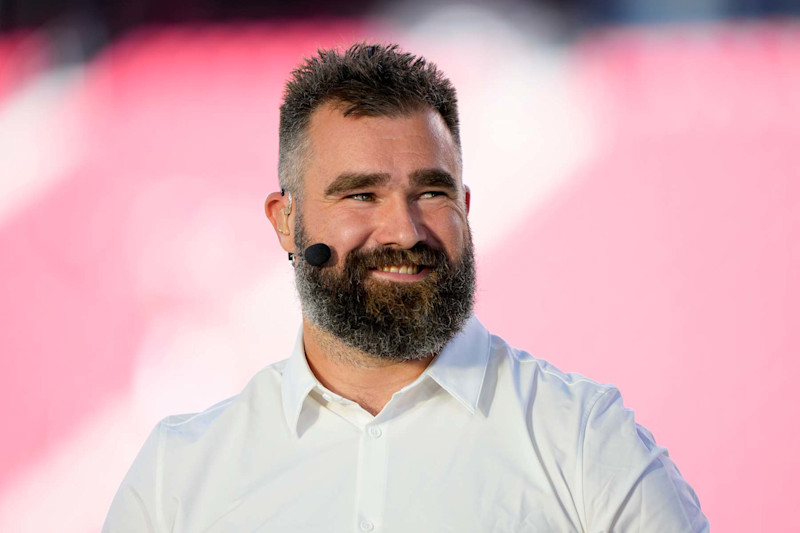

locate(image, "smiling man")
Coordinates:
104 44 708 532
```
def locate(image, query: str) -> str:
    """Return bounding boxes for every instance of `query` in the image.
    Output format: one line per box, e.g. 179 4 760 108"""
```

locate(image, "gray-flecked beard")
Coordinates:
293 216 476 362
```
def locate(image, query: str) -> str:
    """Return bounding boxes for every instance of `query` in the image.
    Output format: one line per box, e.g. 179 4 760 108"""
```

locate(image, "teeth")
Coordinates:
377 265 420 274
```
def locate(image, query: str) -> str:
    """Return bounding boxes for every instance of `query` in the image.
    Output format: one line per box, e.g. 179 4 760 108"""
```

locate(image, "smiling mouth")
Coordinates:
371 264 427 275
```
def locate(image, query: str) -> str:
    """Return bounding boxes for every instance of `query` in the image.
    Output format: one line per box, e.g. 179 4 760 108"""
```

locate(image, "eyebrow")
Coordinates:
324 173 390 196
323 168 458 196
410 169 458 191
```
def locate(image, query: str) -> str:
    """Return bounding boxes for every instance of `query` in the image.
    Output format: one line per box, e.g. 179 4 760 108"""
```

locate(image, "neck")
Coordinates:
302 320 434 416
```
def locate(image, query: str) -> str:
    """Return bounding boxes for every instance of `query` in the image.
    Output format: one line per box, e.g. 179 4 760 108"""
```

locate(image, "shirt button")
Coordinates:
360 520 374 532
367 426 382 438
322 393 333 402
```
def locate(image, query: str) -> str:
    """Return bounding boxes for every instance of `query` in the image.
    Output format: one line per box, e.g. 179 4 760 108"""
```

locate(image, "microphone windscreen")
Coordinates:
304 243 331 267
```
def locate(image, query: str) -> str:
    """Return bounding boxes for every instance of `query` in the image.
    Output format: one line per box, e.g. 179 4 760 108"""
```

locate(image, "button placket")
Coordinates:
354 422 387 532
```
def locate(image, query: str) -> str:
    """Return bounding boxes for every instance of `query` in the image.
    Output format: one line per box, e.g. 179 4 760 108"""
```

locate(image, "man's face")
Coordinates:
292 104 475 360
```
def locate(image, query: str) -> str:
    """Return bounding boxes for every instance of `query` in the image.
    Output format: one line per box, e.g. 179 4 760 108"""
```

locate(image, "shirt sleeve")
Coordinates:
102 423 164 533
580 388 709 532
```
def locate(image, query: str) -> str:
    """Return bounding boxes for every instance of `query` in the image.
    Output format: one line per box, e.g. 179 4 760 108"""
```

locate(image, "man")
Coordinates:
104 43 708 532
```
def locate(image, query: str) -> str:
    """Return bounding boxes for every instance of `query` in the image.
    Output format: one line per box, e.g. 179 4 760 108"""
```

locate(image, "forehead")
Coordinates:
302 104 461 191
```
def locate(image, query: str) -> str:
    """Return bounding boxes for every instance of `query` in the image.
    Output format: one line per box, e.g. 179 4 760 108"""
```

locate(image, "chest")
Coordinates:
171 402 585 532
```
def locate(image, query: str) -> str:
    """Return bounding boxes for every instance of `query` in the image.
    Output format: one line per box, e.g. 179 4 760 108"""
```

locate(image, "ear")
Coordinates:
265 191 297 254
464 185 471 215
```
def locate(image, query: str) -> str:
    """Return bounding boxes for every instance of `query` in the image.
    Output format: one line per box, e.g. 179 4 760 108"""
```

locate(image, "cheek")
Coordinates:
319 211 374 253
426 208 470 256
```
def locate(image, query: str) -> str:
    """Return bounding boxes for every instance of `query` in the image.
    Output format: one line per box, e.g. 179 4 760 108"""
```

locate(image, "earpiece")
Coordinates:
283 191 293 216
277 189 292 235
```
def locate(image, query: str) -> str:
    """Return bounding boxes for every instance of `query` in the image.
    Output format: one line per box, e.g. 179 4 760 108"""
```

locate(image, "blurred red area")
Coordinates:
0 31 49 102
0 31 49 103
478 22 800 532
0 20 366 489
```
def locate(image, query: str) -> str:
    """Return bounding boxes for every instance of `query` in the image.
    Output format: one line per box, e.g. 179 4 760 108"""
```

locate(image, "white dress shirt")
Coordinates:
104 316 708 532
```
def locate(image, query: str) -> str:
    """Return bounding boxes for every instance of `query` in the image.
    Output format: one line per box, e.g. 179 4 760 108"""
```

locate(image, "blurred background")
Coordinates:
1 0 798 531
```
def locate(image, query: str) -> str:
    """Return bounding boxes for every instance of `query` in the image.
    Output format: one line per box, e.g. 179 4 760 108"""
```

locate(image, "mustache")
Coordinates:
345 243 448 271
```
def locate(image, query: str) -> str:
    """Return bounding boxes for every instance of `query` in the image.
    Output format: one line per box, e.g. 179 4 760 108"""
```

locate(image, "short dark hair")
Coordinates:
278 43 461 194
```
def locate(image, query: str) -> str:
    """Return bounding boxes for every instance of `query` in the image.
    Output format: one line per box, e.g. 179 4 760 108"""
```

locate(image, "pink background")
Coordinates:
1 15 798 531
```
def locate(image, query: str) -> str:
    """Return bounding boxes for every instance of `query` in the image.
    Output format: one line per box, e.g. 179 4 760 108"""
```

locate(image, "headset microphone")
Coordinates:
304 243 332 266
289 243 332 267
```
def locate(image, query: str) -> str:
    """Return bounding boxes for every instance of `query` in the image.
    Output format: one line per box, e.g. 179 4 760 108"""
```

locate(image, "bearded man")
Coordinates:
104 43 708 532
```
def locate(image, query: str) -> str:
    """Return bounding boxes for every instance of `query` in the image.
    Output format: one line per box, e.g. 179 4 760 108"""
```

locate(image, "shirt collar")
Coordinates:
280 326 319 436
280 315 492 436
424 315 491 414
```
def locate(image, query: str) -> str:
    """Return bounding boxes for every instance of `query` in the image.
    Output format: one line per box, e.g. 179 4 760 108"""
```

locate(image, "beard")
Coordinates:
293 215 476 361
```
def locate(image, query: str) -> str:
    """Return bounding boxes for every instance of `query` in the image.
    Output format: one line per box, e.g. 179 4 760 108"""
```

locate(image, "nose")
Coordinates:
373 196 427 249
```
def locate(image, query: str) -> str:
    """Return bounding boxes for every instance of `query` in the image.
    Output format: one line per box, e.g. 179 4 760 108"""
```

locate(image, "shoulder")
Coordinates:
104 362 289 530
156 361 286 445
485 333 707 530
158 396 237 438
487 332 614 418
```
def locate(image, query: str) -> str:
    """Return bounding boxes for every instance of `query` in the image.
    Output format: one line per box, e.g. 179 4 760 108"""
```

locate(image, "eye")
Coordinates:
348 192 375 202
419 191 446 199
